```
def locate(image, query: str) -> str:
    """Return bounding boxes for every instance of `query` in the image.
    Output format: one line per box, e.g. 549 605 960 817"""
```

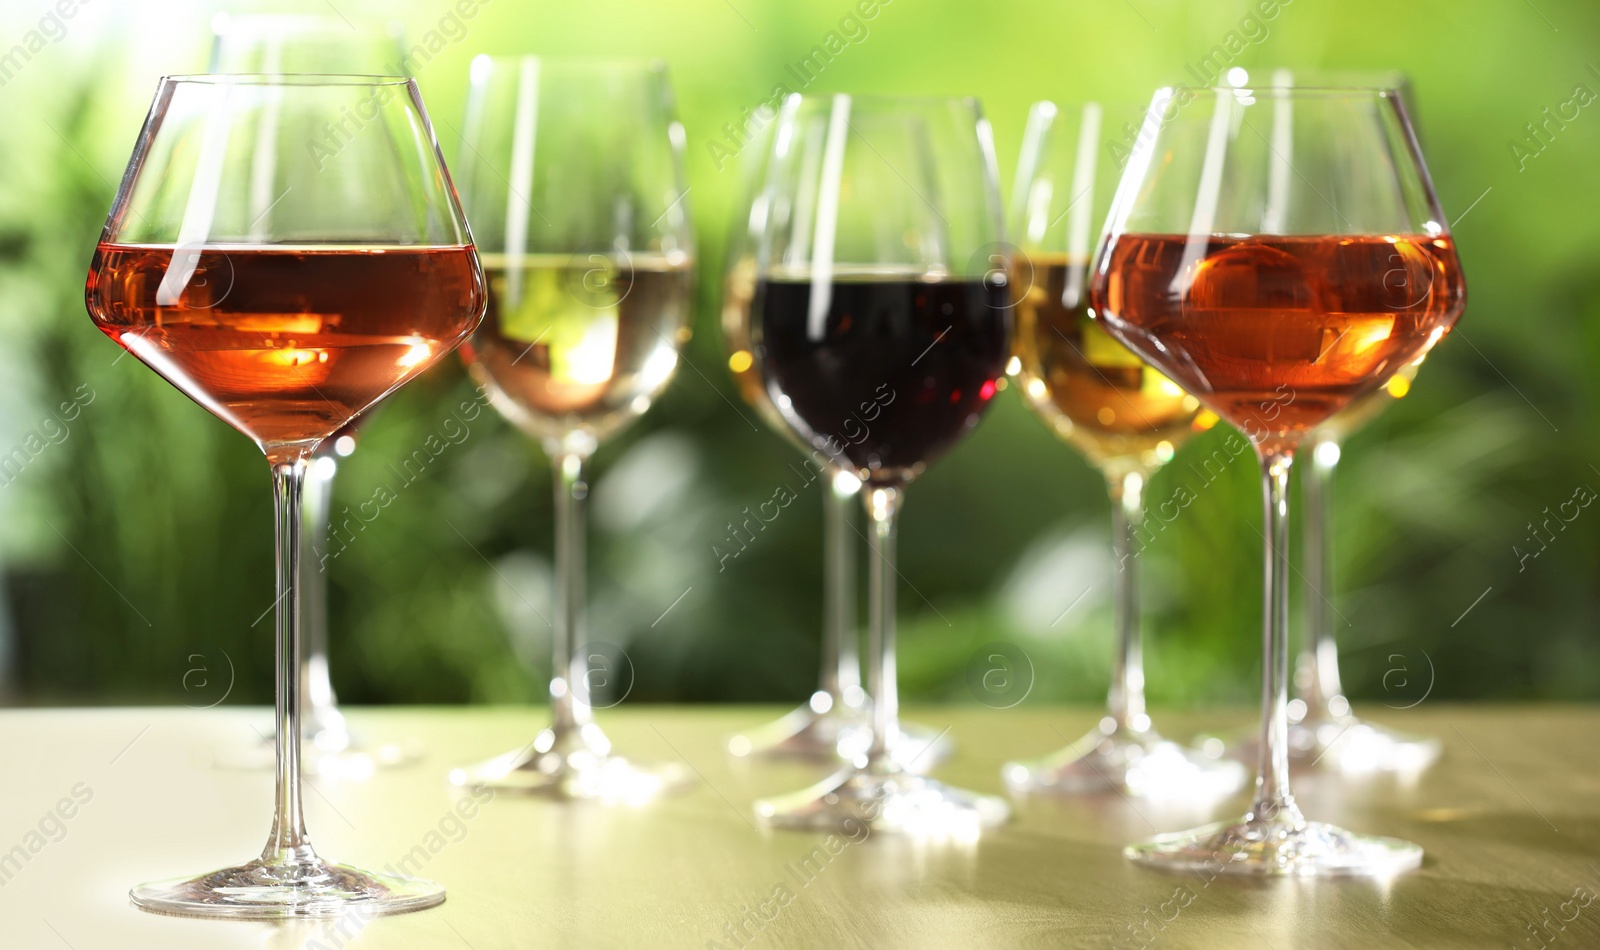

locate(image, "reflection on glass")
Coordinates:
720 121 949 770
1001 101 1246 800
1091 84 1464 876
209 12 416 776
447 56 694 802
89 74 483 917
748 94 1012 836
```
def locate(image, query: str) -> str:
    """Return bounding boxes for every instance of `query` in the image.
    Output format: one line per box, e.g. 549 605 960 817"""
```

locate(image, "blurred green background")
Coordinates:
0 0 1595 712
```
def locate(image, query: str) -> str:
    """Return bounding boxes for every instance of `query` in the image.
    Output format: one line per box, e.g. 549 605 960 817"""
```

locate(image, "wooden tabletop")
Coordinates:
0 705 1592 949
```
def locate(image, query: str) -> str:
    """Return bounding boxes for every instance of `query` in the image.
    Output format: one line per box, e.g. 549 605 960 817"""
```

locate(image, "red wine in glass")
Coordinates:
757 269 1010 485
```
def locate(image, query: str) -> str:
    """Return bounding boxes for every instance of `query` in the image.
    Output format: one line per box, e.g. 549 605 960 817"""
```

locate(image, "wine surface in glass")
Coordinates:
1016 254 1203 467
464 252 691 444
1095 234 1463 435
757 268 1010 485
86 243 484 449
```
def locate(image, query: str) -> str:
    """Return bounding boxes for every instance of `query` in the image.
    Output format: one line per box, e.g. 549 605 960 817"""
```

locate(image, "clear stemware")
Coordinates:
1090 85 1465 875
446 56 694 802
87 74 484 917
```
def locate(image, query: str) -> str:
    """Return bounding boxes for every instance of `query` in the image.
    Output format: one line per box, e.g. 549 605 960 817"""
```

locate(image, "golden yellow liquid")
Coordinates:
466 252 692 445
721 255 799 436
1014 254 1207 471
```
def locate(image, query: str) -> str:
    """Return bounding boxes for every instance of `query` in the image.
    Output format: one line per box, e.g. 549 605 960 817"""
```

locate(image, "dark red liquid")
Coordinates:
86 244 485 455
1091 234 1464 444
756 271 1011 485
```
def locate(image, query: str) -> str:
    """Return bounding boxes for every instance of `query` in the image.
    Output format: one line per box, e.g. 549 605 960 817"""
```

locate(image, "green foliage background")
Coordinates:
0 0 1595 710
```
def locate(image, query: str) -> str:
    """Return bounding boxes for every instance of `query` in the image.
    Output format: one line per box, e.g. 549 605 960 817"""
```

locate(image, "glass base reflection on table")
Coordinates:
728 690 955 772
450 721 690 805
1005 714 1246 799
1200 702 1442 776
1125 805 1424 877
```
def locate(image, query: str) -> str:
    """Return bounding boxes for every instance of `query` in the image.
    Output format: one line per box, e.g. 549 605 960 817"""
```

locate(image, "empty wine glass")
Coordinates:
1091 85 1465 875
749 94 1012 834
446 56 694 802
210 12 416 776
87 74 484 916
1001 100 1246 800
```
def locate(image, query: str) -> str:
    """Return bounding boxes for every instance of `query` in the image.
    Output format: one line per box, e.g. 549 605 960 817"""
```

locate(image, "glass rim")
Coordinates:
1155 84 1405 98
1028 98 1166 115
159 73 415 87
467 53 667 73
783 91 981 108
210 12 402 31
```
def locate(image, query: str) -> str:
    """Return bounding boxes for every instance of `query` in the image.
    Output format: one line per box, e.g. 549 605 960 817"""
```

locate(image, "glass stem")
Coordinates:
1106 468 1148 733
551 452 593 733
821 469 861 703
264 457 316 865
302 457 338 725
1254 449 1303 825
1301 436 1346 717
863 486 901 769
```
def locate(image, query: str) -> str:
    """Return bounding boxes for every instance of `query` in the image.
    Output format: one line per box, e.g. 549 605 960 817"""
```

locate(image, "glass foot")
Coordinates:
755 765 1009 837
727 691 864 759
448 722 690 804
727 693 952 772
130 857 443 919
1003 717 1246 799
1201 713 1441 774
1126 808 1423 877
215 721 419 779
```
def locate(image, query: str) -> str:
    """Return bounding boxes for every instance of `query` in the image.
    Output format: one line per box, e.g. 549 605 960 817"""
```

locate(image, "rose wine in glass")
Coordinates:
88 74 484 918
447 57 694 802
90 245 478 445
1097 234 1460 430
209 13 415 772
1092 84 1464 876
750 94 1011 834
1001 101 1246 800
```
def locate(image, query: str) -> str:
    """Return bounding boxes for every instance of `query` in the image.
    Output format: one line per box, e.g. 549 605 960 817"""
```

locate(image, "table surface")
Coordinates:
0 704 1594 949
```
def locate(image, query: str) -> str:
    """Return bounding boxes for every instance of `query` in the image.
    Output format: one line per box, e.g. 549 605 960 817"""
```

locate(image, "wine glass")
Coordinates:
87 75 484 916
210 12 415 775
1001 101 1246 799
210 13 404 74
749 94 1012 833
1193 71 1443 775
1287 357 1441 772
720 118 950 769
1090 85 1465 875
446 56 694 801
